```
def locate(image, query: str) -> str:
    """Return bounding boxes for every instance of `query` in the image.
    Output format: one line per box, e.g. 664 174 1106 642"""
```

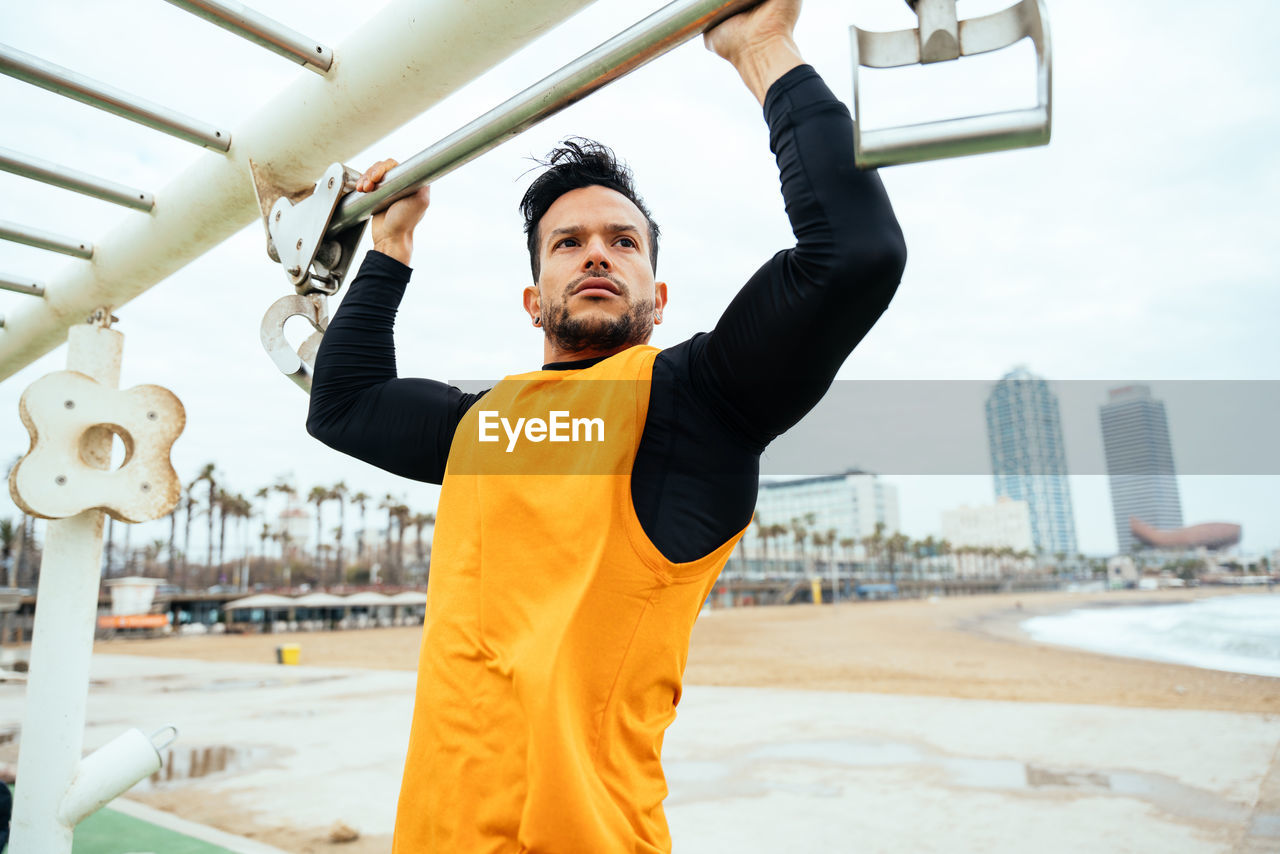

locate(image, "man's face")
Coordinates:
524 185 666 356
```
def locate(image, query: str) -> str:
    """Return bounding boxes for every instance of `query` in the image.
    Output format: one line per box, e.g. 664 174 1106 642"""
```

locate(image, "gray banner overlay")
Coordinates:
446 380 1279 475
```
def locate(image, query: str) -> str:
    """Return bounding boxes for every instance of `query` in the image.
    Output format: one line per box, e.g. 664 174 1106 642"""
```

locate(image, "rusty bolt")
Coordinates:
274 210 282 223
141 483 151 492
55 475 66 486
147 411 158 421
296 238 303 250
64 400 75 409
327 177 335 190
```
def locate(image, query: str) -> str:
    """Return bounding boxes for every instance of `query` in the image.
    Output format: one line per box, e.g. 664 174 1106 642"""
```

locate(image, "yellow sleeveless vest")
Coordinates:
392 344 745 853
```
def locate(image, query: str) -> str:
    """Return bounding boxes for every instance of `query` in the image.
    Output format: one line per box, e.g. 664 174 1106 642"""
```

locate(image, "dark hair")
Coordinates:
519 138 659 283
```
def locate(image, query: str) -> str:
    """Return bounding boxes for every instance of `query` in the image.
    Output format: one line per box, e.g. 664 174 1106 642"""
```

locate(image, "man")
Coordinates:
307 0 906 849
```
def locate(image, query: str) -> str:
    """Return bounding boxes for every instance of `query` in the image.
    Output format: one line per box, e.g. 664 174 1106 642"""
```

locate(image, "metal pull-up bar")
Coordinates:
0 147 155 212
161 0 333 73
0 44 231 151
0 274 46 299
328 0 763 235
0 221 93 260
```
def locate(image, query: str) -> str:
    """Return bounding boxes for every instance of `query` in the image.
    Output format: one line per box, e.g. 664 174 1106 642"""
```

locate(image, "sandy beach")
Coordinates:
5 587 1275 853
96 587 1280 712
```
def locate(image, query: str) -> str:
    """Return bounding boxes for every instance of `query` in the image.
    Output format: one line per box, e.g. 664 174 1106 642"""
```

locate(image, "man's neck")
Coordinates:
542 344 622 364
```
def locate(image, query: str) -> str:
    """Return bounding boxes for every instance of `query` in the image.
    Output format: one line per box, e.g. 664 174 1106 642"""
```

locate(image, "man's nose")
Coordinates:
583 238 611 270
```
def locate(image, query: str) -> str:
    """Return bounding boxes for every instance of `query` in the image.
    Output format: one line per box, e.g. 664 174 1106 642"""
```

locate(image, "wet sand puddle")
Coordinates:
667 738 1267 827
139 744 274 789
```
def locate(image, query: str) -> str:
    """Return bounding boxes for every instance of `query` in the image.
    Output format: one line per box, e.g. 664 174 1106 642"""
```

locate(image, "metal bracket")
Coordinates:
9 372 185 522
259 293 328 393
265 162 367 295
850 0 1052 167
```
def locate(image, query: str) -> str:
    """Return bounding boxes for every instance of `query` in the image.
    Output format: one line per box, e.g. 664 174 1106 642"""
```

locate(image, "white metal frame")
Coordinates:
0 0 599 382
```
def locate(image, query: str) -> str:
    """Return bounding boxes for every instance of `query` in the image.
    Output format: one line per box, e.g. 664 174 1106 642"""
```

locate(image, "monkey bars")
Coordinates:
0 0 601 382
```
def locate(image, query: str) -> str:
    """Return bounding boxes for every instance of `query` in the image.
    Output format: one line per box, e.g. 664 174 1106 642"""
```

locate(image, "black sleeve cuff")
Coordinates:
363 249 413 279
762 64 828 122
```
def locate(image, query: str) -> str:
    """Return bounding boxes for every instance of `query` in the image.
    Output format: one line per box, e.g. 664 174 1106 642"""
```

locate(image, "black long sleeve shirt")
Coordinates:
308 65 907 563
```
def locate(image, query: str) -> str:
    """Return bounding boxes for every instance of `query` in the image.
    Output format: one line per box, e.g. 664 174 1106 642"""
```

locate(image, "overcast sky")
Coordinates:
1 0 1276 563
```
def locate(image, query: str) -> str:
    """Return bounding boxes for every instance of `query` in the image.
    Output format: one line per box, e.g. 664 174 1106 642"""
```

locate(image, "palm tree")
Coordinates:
0 519 15 587
258 522 272 580
938 538 953 578
813 528 838 601
790 513 816 576
193 463 218 575
410 512 435 574
307 485 330 583
754 515 771 575
393 504 411 584
331 482 348 582
215 488 234 576
838 537 856 578
103 515 115 577
222 493 252 589
181 481 198 589
165 501 179 583
861 521 886 580
379 494 398 582
143 538 166 576
351 491 370 565
886 531 910 584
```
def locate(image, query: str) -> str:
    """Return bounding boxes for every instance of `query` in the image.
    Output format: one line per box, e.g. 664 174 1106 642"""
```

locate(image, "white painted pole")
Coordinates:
10 321 122 854
0 0 596 381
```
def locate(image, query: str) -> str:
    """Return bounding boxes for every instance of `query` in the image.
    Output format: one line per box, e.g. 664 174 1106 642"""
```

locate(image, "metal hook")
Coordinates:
259 293 328 393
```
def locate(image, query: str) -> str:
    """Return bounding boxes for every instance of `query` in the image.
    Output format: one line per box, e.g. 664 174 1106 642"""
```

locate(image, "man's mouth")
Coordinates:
572 276 622 298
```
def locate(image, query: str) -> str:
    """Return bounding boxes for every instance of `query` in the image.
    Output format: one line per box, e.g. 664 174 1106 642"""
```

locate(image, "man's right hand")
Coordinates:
358 158 431 266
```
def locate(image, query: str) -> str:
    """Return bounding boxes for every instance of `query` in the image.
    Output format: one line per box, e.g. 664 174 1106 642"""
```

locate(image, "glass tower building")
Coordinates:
985 366 1079 556
1099 384 1182 553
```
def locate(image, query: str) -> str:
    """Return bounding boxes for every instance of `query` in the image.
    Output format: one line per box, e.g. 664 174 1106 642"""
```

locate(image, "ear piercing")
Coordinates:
533 317 542 327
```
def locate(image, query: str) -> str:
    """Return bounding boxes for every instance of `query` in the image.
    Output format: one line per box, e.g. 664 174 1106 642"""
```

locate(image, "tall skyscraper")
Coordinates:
1099 384 1182 553
985 366 1078 556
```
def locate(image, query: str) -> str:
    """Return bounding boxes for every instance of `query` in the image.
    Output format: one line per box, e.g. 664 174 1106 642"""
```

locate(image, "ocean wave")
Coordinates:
1020 594 1280 678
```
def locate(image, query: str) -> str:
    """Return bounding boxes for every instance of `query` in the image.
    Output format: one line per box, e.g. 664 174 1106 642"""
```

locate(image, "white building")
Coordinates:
278 507 311 553
749 471 900 562
941 498 1034 552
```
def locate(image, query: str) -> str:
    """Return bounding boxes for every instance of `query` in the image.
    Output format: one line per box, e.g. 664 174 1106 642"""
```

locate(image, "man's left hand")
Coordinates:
704 0 804 106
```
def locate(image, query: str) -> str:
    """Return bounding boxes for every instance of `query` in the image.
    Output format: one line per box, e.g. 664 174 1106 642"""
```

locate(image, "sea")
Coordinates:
1021 593 1280 678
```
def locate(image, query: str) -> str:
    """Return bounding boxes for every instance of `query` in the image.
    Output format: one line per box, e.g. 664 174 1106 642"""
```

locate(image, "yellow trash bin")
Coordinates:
276 644 301 665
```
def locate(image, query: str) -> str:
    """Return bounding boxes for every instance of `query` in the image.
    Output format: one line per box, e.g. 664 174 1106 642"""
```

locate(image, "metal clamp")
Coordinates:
266 162 367 296
850 0 1052 167
259 293 328 393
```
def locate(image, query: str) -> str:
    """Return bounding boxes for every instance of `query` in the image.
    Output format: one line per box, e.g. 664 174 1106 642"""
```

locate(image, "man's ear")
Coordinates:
523 285 542 327
654 281 668 323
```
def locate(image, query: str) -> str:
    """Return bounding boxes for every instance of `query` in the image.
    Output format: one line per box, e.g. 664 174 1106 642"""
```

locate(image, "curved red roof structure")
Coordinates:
1130 518 1241 550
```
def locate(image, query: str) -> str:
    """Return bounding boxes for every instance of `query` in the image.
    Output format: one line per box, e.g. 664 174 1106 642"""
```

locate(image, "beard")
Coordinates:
541 276 654 354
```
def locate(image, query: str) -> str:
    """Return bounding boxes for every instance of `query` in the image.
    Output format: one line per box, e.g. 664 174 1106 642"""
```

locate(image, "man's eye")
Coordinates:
617 237 636 248
555 238 578 249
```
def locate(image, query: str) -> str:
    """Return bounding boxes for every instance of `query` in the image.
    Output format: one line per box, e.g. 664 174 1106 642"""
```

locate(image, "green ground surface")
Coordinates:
72 805 237 853
4 783 235 853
